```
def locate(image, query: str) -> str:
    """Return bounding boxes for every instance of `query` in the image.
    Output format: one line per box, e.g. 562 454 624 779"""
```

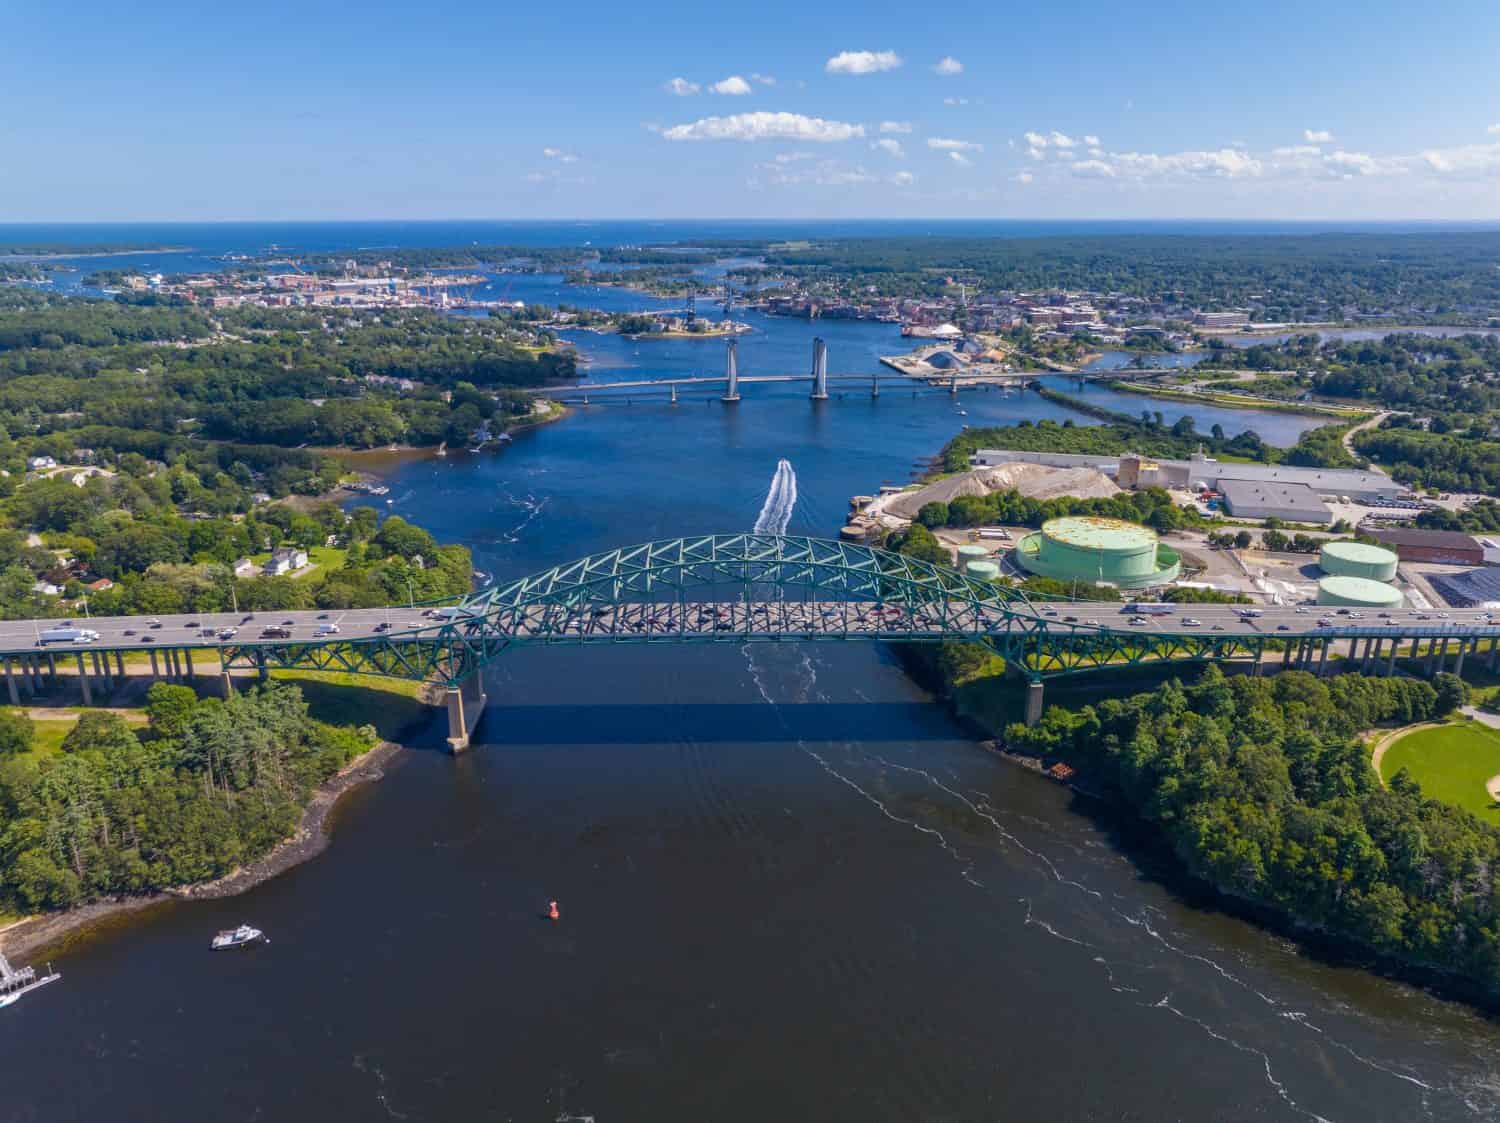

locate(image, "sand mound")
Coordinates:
882 462 1120 521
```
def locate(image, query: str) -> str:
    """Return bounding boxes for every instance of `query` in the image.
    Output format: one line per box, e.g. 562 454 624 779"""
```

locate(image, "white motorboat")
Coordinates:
211 924 264 950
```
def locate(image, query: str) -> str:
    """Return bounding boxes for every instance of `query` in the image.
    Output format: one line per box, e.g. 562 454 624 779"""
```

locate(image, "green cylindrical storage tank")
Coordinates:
1317 575 1404 608
956 544 990 566
1012 516 1181 588
1320 540 1398 582
965 560 1001 581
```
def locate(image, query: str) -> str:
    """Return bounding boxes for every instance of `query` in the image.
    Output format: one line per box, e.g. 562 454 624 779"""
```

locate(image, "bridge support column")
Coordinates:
256 651 269 682
721 339 740 402
184 648 194 680
4 658 18 706
76 653 92 705
809 337 829 400
1023 680 1045 726
871 372 880 398
669 382 678 405
1490 636 1499 672
1317 640 1329 677
148 650 160 679
1386 640 1397 676
46 652 57 683
91 651 106 691
115 650 125 679
1455 637 1470 679
445 673 489 753
219 671 235 697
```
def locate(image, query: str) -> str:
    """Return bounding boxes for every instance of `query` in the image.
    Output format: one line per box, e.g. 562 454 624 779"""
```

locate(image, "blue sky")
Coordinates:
4 0 1499 221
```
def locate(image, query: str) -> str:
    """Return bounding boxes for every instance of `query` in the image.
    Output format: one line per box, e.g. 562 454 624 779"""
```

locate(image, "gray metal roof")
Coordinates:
1219 479 1331 515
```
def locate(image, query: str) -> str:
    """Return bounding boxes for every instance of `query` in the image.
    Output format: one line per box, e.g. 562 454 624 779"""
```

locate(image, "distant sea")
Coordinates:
3 218 1500 256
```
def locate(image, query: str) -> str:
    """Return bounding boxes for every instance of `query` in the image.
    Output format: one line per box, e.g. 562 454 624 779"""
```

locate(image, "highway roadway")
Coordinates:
4 598 1500 660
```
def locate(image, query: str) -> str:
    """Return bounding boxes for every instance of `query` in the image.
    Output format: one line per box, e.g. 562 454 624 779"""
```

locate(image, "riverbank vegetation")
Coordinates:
0 680 379 911
1003 666 1500 1001
943 400 1359 474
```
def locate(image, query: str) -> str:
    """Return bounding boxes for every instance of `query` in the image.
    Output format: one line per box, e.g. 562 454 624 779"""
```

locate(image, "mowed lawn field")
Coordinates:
1380 722 1500 823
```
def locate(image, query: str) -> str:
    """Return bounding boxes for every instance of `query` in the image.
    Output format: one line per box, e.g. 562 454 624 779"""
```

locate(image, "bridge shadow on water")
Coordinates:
477 701 963 746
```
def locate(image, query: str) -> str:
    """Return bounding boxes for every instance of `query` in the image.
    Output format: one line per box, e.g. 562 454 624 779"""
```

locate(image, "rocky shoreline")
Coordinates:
0 740 405 963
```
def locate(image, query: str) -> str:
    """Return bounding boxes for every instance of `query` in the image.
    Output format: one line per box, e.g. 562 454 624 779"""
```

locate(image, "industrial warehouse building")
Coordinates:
1219 480 1334 524
969 449 1403 506
1365 527 1485 566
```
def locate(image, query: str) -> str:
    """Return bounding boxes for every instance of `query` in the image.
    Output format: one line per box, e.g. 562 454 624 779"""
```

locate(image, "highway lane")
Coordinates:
3 598 1500 660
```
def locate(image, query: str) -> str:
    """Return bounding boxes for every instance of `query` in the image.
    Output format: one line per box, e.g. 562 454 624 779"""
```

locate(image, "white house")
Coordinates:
27 455 57 471
262 547 309 577
232 557 258 578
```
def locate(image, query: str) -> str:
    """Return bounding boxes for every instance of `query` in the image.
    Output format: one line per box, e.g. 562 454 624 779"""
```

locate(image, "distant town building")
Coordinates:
1193 311 1251 328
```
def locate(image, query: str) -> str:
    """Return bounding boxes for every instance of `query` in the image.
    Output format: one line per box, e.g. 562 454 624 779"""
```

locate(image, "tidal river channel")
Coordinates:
8 309 1500 1123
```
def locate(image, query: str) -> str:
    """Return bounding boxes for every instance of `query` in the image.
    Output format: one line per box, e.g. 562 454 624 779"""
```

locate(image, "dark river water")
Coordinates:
8 295 1500 1122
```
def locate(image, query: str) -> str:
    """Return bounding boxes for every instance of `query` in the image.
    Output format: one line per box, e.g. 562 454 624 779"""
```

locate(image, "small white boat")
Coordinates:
211 924 264 950
0 951 59 1008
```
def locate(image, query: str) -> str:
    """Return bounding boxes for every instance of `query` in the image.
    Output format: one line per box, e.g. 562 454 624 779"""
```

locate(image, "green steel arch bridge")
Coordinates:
4 534 1498 750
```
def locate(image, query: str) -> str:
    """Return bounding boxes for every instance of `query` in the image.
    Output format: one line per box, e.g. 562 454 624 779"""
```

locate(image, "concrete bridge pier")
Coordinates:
1024 680 1045 726
445 672 489 753
4 657 19 705
1387 641 1398 676
76 653 92 705
871 372 880 398
669 382 678 405
148 650 160 680
1317 640 1330 676
1455 637 1470 678
722 339 741 402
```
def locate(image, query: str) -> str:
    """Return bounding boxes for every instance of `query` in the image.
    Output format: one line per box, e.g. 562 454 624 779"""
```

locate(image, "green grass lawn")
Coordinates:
1379 721 1500 823
268 669 430 740
8 708 150 759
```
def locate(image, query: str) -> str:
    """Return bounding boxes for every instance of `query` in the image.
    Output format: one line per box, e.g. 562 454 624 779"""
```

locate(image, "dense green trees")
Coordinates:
0 681 377 911
1008 667 1500 997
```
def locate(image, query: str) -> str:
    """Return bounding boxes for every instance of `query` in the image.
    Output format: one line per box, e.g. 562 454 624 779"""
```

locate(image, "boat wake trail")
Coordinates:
752 459 798 535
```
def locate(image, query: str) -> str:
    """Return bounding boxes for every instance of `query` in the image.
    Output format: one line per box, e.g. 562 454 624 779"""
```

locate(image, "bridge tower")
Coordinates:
670 382 679 405
810 337 829 400
949 372 959 395
721 339 741 402
871 370 880 398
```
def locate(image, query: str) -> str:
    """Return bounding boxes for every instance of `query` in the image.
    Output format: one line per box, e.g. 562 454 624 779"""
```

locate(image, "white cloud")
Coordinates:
1049 131 1076 148
664 77 700 96
751 73 776 86
773 151 814 164
754 157 915 188
934 56 963 75
661 111 865 143
1083 135 1100 147
879 120 912 134
1305 129 1334 143
872 138 905 158
1072 159 1115 178
1421 142 1500 174
1055 149 1076 160
943 97 969 106
711 75 753 96
927 137 982 152
1087 147 1103 158
1324 150 1379 175
1012 171 1034 184
1489 123 1500 135
1272 145 1321 158
1026 146 1045 161
948 151 971 166
1023 131 1048 148
825 49 902 75
1097 147 1263 179
542 147 578 163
